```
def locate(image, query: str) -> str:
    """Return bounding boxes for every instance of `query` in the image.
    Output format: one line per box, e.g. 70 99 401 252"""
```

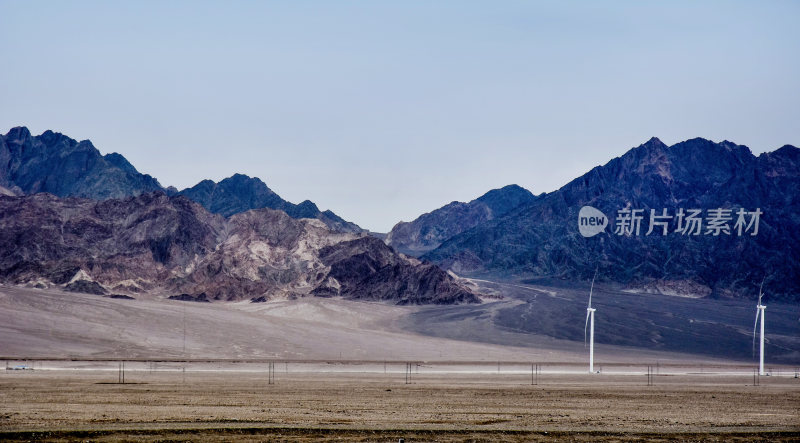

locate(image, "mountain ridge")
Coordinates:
421 137 800 301
386 184 536 255
0 191 478 305
0 127 361 232
0 127 163 199
176 173 362 233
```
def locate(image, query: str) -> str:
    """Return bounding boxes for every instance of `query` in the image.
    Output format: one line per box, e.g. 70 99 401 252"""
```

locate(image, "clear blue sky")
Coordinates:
2 1 798 232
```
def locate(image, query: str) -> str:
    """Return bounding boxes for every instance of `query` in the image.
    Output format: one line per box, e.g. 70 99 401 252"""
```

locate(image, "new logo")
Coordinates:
578 206 608 238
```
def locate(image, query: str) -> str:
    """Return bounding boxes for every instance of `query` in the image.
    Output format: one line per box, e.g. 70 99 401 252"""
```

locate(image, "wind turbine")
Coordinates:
753 277 767 376
584 268 598 373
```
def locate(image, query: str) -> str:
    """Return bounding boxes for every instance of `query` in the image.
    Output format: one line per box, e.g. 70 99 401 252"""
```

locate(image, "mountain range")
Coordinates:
173 174 362 233
0 126 475 304
411 138 800 301
0 127 361 232
2 126 798 302
0 192 477 304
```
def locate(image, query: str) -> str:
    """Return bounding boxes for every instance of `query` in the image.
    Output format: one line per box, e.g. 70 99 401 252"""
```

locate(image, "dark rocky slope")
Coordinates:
176 173 362 233
1 127 361 232
423 138 800 301
0 192 477 304
0 127 162 199
386 184 536 255
313 237 478 305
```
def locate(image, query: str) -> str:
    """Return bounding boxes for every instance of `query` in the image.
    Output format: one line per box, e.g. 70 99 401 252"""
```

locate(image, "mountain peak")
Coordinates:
5 126 32 142
758 144 800 177
646 136 664 145
1 127 162 199
475 184 535 209
670 138 754 163
639 136 668 150
774 144 799 155
498 184 528 193
227 173 255 182
219 174 275 193
387 183 536 256
297 199 319 209
176 174 361 232
38 129 75 148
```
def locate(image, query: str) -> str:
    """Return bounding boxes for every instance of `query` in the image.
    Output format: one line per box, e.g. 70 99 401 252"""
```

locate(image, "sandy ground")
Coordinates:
0 285 547 362
0 285 715 364
0 370 798 441
0 285 752 365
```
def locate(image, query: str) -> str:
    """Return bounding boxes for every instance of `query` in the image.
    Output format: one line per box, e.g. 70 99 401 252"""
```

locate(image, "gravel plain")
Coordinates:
1 369 799 442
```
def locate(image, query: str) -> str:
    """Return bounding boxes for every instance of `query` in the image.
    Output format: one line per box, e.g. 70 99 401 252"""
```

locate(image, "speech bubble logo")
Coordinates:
578 206 608 238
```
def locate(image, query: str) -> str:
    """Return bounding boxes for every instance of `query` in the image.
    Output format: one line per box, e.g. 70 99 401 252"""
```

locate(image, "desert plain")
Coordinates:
1 282 799 441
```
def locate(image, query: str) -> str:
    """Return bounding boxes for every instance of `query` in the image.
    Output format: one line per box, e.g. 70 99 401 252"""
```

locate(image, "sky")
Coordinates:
1 1 799 232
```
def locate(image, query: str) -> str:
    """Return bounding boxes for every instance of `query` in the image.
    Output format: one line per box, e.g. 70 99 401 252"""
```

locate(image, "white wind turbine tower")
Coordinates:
584 268 598 373
753 277 767 376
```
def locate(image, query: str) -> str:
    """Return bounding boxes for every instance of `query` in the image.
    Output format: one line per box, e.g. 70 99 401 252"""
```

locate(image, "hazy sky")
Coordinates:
2 1 799 232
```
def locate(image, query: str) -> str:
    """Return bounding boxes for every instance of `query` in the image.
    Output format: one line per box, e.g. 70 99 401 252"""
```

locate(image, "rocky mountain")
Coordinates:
1 127 361 232
422 137 800 301
176 174 362 233
0 192 477 304
0 127 162 199
312 237 478 304
386 184 536 255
